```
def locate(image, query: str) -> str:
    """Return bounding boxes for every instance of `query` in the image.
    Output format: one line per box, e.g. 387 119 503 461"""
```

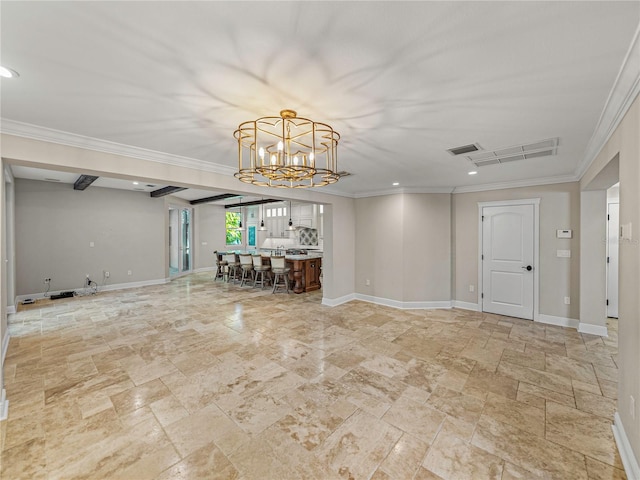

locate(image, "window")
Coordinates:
226 211 242 245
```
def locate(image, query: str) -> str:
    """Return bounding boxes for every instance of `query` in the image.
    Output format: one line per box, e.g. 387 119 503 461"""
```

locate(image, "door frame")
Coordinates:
606 201 619 318
168 204 193 278
477 198 540 320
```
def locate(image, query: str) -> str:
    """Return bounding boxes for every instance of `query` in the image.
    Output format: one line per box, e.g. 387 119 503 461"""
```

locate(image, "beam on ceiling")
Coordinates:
189 193 239 205
224 199 281 209
150 186 187 198
73 174 99 191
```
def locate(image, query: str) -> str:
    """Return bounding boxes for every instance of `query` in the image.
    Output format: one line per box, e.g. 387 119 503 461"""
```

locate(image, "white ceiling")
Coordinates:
1 2 639 197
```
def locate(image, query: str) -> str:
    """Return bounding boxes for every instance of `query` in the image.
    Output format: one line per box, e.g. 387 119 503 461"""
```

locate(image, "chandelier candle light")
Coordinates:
234 109 340 188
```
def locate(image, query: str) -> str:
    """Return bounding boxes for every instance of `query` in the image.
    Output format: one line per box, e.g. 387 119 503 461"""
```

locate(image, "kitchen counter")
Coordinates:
215 251 322 293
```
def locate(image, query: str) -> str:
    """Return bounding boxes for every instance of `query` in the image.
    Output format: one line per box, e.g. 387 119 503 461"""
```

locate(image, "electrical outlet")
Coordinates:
469 285 475 292
631 395 636 419
365 279 370 286
104 271 110 278
127 270 132 276
43 278 51 284
564 297 570 305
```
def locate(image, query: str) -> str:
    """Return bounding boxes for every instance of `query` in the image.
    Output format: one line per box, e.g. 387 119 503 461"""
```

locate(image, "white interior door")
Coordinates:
482 204 535 320
607 202 619 318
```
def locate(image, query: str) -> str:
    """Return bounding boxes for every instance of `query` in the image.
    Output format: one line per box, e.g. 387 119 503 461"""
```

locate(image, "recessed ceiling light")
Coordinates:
468 171 478 175
392 182 399 186
132 181 139 185
0 66 19 78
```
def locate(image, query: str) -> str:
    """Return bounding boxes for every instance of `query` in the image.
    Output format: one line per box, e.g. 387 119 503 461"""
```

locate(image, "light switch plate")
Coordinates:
621 223 632 240
557 250 571 258
557 229 572 238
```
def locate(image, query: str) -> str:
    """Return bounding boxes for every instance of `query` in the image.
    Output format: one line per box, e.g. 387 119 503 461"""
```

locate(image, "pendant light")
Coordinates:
288 201 294 230
237 198 245 230
259 200 267 231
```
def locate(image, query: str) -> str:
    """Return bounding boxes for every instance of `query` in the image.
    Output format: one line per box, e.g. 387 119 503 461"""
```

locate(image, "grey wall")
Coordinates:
582 94 640 466
355 193 451 303
15 179 165 296
452 182 581 319
193 203 226 270
579 190 607 328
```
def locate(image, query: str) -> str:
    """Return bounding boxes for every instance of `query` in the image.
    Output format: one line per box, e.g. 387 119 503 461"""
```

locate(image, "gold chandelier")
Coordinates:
234 109 340 188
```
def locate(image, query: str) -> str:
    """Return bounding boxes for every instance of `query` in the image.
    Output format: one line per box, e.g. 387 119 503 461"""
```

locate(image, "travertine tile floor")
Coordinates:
0 272 625 479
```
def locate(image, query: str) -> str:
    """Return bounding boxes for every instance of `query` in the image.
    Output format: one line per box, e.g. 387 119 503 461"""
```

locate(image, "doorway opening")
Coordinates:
169 206 192 277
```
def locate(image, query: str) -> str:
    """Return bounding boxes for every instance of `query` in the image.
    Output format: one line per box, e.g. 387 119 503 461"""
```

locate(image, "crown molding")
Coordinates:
353 186 454 198
0 119 238 177
576 22 640 180
451 174 578 194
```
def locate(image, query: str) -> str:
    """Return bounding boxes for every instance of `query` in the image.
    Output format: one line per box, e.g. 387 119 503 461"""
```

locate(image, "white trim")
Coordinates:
536 314 579 330
577 23 640 181
452 301 480 311
6 305 16 315
322 293 356 307
0 119 238 177
0 389 8 422
2 329 9 367
478 199 540 321
354 294 452 310
578 322 609 337
477 198 541 208
353 187 454 198
15 278 169 304
612 412 640 480
453 175 577 194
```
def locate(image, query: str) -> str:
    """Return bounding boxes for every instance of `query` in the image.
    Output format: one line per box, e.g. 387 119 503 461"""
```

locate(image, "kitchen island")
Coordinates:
216 250 322 294
284 253 322 293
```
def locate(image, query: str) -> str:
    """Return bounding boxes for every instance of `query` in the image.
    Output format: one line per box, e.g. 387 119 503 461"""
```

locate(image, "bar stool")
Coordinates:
214 251 227 281
271 256 290 294
224 253 240 283
252 255 271 289
239 254 254 287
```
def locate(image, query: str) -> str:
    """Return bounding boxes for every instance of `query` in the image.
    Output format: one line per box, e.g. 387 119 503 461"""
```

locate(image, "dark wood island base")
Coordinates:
286 257 322 293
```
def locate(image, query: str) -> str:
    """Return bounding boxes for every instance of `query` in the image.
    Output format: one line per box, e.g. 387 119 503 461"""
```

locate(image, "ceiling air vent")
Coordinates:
466 137 559 167
447 143 481 156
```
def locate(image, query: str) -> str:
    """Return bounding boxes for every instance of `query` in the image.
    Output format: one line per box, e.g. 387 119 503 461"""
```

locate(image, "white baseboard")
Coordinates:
452 301 480 311
2 329 9 367
6 305 16 314
536 314 580 330
15 278 169 304
0 389 8 421
322 293 356 307
612 412 640 480
578 322 609 337
354 294 452 310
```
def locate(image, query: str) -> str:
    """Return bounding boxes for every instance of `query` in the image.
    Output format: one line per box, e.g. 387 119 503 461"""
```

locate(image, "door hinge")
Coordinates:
482 215 485 221
481 254 484 260
606 299 609 306
481 293 484 299
607 256 610 263
607 214 610 221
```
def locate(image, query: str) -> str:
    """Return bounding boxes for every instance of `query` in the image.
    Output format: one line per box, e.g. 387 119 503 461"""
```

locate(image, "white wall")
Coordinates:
15 179 165 296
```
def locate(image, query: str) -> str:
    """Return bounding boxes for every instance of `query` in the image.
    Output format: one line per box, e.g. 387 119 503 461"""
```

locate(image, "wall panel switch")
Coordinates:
557 250 571 258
